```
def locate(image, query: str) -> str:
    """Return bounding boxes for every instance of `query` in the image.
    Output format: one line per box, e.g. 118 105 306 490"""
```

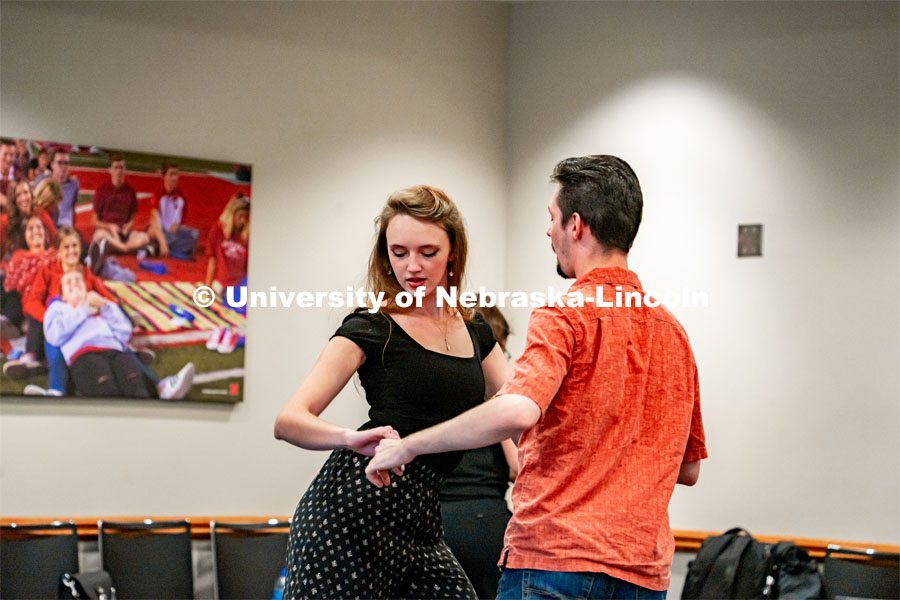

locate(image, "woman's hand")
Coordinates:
365 437 412 487
345 426 399 457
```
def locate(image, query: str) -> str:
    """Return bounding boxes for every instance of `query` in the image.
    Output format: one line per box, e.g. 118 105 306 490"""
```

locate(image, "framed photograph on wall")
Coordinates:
0 137 251 403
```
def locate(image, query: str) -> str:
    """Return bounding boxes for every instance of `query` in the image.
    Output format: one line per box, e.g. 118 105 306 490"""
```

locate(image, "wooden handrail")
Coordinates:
672 529 899 559
0 516 286 540
1 517 897 559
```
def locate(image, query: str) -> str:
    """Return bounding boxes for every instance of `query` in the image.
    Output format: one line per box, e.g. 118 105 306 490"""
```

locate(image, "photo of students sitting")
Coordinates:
2 139 250 405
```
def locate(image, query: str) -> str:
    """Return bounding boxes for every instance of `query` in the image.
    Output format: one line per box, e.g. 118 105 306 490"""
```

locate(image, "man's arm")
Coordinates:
91 212 119 234
365 393 541 487
677 459 700 486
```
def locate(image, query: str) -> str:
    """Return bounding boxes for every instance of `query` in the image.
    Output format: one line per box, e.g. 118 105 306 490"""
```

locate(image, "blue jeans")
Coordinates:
45 341 67 393
496 568 666 600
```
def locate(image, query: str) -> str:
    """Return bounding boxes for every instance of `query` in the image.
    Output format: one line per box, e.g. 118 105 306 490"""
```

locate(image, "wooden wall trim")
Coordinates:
673 529 898 558
2 518 898 558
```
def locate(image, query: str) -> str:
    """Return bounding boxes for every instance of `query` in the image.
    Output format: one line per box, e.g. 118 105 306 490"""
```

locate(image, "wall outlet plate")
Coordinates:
738 224 763 257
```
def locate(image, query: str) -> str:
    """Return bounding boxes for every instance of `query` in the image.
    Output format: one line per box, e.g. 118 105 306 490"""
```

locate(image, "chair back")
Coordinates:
0 521 80 599
822 545 900 599
210 520 290 600
99 519 193 599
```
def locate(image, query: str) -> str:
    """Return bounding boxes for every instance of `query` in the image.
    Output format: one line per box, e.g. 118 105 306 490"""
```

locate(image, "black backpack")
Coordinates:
682 528 823 599
769 541 822 599
682 528 775 599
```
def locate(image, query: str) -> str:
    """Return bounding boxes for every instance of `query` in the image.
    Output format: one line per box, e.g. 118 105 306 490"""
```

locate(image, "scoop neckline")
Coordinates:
383 313 477 360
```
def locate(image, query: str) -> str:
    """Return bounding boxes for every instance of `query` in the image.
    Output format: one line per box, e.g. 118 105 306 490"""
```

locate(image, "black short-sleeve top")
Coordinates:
332 309 496 474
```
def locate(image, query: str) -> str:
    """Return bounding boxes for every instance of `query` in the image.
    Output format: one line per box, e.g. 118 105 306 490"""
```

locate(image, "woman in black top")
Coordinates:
440 306 518 599
274 185 508 599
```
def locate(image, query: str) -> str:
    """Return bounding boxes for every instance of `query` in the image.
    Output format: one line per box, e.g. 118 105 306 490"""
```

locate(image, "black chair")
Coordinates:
98 519 193 599
210 519 290 600
0 521 80 599
822 544 900 599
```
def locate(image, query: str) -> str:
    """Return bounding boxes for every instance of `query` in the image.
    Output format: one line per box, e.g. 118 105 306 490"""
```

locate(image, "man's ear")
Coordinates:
570 212 585 240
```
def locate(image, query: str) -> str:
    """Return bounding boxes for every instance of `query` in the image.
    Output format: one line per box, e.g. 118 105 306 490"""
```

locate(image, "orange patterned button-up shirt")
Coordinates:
498 267 707 591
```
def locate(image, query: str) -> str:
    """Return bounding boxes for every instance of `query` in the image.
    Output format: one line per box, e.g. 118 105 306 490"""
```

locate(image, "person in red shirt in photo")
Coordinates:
367 155 708 599
205 193 249 290
87 155 152 272
1 178 57 260
1 215 56 379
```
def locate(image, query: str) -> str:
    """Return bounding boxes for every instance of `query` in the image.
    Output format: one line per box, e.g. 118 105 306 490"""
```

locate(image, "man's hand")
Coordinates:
365 437 414 488
344 426 399 457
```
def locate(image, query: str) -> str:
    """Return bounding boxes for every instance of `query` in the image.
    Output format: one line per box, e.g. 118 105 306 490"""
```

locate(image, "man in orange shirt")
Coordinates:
367 155 707 598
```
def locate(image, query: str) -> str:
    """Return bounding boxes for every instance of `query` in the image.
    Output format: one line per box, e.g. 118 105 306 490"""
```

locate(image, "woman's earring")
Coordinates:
448 264 453 278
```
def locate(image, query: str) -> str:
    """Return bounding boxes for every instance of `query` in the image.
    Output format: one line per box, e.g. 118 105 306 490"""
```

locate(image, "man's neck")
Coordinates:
573 249 629 279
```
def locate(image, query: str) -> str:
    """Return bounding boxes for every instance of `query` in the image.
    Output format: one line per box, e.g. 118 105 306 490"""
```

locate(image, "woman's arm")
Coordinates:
205 256 217 287
274 336 396 455
23 265 50 322
484 344 519 478
43 302 90 347
501 437 519 480
481 343 508 399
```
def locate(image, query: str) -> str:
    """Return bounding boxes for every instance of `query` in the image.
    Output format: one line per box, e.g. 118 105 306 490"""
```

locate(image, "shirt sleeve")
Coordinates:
331 310 388 364
23 264 51 321
85 271 115 302
128 187 138 219
44 303 91 347
38 210 57 242
471 311 497 360
93 185 107 217
497 306 575 413
101 302 133 344
684 364 708 462
205 225 222 258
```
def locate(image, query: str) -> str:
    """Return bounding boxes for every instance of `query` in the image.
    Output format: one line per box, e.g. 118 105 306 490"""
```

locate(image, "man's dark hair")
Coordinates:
551 155 643 253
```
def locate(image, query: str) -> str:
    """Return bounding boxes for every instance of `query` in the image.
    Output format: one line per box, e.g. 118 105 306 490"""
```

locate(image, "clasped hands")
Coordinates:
83 291 107 315
345 425 414 488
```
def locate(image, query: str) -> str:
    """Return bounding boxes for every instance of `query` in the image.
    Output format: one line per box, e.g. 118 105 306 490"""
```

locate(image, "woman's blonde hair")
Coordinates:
366 185 472 319
218 194 250 241
33 178 62 213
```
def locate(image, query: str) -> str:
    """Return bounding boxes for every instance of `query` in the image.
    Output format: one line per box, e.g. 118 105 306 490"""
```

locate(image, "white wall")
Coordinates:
1 0 898 548
0 1 510 516
505 1 899 543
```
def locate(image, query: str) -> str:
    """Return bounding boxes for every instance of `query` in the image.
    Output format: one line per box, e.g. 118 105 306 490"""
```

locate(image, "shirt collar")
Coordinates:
571 266 642 292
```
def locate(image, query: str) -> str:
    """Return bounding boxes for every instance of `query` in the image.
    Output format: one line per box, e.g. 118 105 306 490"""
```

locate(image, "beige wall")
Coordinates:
504 1 899 543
